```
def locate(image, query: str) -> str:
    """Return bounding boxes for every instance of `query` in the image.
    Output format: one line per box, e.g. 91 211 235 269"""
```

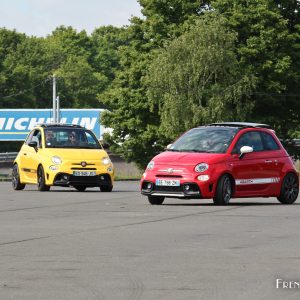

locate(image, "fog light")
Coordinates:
63 175 69 180
184 185 190 191
147 183 152 189
49 165 58 171
197 175 210 181
100 176 105 180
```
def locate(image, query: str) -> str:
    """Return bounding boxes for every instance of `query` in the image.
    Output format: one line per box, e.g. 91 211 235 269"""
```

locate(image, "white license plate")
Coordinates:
156 179 180 186
73 171 96 176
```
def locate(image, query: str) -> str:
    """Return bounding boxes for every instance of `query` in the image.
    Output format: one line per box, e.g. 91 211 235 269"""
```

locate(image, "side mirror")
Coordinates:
102 143 110 150
239 146 253 159
28 141 38 152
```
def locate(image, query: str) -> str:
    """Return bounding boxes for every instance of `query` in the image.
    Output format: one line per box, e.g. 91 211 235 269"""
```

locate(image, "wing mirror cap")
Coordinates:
28 141 38 148
239 146 253 159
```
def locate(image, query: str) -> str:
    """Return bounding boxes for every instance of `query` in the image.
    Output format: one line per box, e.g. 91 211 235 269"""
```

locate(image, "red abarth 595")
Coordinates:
141 122 299 205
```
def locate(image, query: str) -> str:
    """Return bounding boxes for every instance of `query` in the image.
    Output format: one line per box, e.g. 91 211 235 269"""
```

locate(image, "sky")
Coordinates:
0 0 143 37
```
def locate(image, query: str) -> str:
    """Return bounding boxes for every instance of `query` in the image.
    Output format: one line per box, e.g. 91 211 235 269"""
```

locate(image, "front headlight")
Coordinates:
51 156 62 165
146 161 155 170
195 163 209 172
102 157 111 165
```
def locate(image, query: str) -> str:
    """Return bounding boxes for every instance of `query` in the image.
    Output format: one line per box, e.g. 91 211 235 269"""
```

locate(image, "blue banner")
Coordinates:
0 109 104 141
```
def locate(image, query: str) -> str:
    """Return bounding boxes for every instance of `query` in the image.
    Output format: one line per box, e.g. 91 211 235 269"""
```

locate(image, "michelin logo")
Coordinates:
0 117 97 131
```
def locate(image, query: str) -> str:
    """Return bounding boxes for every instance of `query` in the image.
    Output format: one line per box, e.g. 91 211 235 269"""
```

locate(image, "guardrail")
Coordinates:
0 152 18 162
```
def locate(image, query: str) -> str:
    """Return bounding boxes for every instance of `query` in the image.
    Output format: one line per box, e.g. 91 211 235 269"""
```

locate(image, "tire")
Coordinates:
277 173 299 204
74 185 86 192
37 166 50 191
100 185 113 192
148 196 165 205
12 164 25 190
213 174 232 205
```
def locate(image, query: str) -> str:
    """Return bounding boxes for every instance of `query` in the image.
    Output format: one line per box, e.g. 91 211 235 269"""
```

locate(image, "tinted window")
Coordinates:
233 131 264 153
169 127 238 153
261 132 280 150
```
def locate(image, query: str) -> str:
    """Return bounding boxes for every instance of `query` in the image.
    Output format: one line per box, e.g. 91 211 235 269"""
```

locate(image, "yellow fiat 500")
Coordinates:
12 124 114 192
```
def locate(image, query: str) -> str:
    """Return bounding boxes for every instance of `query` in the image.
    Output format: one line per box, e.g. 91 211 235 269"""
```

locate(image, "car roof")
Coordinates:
35 123 84 129
207 122 272 129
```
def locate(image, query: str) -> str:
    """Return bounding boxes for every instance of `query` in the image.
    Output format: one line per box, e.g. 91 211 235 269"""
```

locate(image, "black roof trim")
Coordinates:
207 122 272 129
38 123 83 128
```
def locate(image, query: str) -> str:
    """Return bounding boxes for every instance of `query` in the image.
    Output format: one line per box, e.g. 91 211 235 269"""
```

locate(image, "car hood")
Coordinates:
42 148 109 161
152 151 227 166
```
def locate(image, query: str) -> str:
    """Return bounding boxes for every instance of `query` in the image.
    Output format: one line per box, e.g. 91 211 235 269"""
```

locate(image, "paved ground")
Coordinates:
0 181 299 300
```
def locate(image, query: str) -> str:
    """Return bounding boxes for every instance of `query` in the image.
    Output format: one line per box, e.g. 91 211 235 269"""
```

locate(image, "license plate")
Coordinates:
73 171 96 176
156 179 180 186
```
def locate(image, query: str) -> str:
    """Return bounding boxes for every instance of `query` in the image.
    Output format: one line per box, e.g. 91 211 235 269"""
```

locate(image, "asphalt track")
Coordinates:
0 181 299 300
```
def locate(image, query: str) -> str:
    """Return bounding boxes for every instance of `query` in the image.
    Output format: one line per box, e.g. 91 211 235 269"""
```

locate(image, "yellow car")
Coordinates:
12 124 114 192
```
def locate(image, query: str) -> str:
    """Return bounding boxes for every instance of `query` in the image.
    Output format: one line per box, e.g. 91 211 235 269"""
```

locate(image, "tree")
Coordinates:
100 18 164 170
212 0 300 137
100 1 209 169
1 35 51 108
146 14 256 139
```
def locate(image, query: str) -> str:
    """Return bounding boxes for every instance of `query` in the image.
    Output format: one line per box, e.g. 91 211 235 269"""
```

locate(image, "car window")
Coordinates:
169 127 238 153
261 132 280 150
26 129 42 147
233 131 264 153
44 128 101 149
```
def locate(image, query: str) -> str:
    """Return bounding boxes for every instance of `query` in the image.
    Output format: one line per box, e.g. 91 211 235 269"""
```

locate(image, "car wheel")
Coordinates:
37 166 50 191
12 164 25 190
277 173 299 204
148 196 165 205
213 174 232 205
74 185 86 192
100 185 113 192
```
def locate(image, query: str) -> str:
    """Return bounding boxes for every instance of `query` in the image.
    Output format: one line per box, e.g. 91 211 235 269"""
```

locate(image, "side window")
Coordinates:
25 131 35 145
27 130 41 147
261 132 280 150
85 132 97 145
233 131 264 153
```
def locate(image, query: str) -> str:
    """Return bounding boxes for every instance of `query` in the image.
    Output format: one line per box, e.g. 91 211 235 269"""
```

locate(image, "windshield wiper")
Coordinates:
179 149 212 153
166 148 180 152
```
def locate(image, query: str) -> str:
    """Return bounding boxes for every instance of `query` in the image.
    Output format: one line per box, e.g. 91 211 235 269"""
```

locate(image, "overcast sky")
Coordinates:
0 0 143 37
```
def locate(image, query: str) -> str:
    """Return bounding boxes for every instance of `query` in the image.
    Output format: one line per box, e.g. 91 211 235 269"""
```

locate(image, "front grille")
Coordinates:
141 180 202 198
70 167 97 170
156 175 182 178
155 185 182 193
72 163 95 166
53 173 112 187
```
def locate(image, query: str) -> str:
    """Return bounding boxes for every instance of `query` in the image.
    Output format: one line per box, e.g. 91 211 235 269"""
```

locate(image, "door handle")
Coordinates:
265 160 272 163
23 153 27 156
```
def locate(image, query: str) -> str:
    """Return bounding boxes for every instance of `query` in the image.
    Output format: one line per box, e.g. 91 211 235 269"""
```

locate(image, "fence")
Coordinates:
0 152 18 163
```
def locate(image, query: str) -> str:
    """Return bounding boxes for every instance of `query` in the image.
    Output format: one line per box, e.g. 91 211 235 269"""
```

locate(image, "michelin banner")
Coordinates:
0 109 104 141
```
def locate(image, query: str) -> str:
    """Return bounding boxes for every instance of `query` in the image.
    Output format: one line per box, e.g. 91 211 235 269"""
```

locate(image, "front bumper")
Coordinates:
141 180 203 199
45 162 114 187
53 173 112 187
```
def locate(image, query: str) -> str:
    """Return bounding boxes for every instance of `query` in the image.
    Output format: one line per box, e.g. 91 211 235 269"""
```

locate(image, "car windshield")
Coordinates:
44 128 101 149
168 127 238 153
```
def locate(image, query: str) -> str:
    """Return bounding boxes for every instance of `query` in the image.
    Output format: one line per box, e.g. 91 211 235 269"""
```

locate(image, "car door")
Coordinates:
229 130 274 197
259 131 284 195
19 129 42 183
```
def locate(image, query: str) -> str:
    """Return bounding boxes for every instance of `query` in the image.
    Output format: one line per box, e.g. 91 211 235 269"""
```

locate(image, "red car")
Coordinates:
141 122 299 205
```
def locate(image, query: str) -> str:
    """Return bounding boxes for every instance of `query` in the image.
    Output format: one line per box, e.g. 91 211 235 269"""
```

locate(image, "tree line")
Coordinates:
0 0 299 168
